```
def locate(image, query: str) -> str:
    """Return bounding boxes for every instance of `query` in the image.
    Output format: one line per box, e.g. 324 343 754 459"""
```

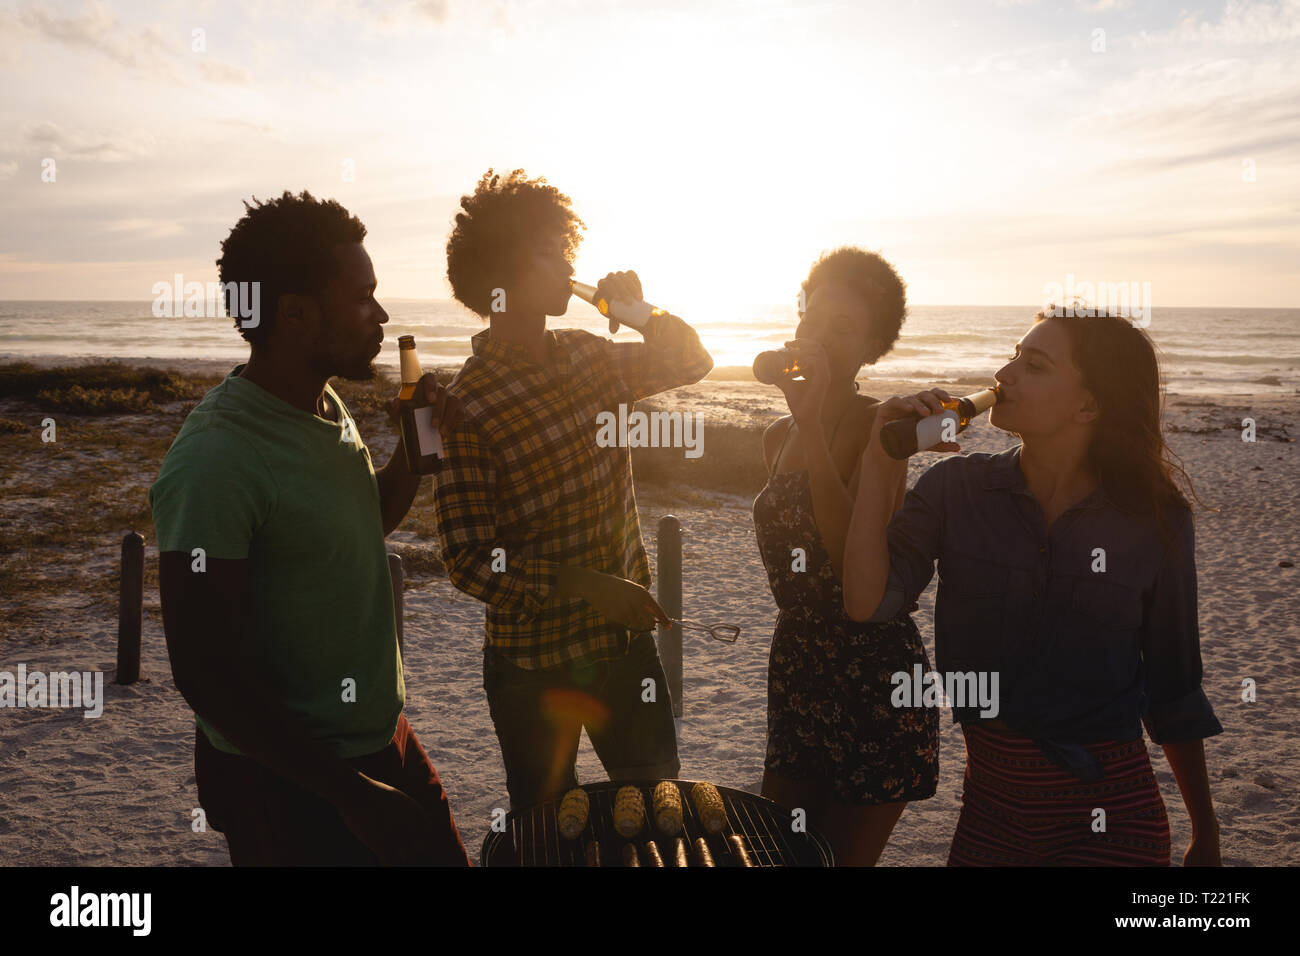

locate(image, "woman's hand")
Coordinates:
776 339 831 430
864 388 963 463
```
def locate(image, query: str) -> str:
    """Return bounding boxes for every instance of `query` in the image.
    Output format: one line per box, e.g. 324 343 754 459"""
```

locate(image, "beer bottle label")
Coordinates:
412 405 444 457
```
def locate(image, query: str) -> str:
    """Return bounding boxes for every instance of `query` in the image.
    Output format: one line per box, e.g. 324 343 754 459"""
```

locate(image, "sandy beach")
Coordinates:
1 356 1297 866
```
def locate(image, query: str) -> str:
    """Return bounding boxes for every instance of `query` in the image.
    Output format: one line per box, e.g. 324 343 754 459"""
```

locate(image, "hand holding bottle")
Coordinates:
774 338 830 431
865 389 963 465
573 270 667 334
385 372 464 443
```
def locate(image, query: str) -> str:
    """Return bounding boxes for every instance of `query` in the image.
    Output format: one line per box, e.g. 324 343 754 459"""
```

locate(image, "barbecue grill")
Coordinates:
479 780 834 866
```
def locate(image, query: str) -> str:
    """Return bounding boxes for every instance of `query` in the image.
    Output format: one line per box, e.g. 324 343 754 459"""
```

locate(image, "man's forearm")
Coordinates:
376 444 422 536
638 313 713 387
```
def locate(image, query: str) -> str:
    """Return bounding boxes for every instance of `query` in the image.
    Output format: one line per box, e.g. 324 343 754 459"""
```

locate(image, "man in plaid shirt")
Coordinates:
435 170 714 808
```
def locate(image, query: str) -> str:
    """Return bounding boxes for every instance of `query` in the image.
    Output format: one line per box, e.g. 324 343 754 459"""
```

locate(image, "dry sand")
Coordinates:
1 357 1297 865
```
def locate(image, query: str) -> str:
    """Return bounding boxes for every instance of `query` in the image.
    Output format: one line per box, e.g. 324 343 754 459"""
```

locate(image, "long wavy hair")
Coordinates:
1033 306 1210 560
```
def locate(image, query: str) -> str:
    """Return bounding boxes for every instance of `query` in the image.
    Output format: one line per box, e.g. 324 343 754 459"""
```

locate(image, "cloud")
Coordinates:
1133 0 1300 46
102 218 186 239
19 0 176 72
21 122 152 163
1077 0 1130 12
200 58 251 85
213 117 275 134
412 0 451 23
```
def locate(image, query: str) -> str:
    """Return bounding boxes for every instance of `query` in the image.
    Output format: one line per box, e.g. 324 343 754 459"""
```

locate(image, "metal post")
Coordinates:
656 515 682 718
116 532 144 685
388 552 404 663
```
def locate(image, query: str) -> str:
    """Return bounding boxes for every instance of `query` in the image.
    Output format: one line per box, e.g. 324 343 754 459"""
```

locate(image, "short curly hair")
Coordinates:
799 247 907 367
445 169 586 318
216 190 366 346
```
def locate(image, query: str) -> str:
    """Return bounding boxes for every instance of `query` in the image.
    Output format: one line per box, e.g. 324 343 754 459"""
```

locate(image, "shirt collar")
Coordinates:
471 326 561 370
984 443 1111 510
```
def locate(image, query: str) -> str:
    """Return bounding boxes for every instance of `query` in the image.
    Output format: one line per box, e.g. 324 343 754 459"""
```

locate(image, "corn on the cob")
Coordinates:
671 837 689 867
692 836 715 867
643 841 665 867
613 785 645 838
584 840 601 867
691 782 727 834
557 787 589 840
652 781 683 834
727 834 753 867
622 843 640 867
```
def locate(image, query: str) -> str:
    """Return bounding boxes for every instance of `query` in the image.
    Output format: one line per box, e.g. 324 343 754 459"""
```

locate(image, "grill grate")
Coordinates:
483 780 833 867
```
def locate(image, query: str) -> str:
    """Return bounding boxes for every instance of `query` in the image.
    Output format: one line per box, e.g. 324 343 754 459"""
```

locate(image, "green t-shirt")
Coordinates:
148 365 404 757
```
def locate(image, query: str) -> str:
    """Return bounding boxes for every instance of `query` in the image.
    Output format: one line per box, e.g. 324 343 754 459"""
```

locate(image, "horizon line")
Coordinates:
1 299 1296 311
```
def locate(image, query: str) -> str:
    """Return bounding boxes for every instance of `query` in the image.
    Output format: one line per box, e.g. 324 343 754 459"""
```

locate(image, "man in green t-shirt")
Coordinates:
149 190 469 865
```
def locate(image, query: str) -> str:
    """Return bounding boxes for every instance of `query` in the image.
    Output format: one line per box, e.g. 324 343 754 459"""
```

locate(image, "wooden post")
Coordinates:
656 515 682 718
388 552 404 663
116 532 144 685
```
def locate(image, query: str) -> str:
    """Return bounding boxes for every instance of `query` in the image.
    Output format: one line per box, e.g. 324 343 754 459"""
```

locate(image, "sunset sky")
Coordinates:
1 0 1297 316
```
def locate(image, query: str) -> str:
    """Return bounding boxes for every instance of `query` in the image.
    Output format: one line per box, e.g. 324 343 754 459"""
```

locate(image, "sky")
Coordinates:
1 0 1298 318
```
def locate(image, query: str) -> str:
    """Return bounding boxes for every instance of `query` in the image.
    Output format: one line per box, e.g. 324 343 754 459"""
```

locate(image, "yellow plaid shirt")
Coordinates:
431 314 714 669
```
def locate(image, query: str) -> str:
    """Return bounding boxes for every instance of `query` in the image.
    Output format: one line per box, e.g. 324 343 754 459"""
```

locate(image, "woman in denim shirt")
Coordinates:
844 307 1222 866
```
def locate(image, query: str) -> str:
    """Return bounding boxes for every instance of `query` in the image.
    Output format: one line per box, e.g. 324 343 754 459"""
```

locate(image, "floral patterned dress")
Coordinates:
752 423 939 804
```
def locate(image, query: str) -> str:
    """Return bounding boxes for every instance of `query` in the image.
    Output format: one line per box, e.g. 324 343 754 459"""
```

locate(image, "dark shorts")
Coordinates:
194 712 471 866
483 631 681 810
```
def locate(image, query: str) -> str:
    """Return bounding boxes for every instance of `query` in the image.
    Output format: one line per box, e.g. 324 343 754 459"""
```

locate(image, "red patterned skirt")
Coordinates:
948 723 1171 866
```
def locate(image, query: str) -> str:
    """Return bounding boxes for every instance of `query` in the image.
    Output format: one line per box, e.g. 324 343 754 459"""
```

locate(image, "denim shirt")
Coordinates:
868 444 1223 779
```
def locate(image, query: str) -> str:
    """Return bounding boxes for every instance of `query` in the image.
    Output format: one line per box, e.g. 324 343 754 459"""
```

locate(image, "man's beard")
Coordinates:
336 357 378 382
310 347 378 383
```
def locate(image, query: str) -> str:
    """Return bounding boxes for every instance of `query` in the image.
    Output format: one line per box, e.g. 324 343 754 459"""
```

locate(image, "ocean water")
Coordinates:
0 300 1296 397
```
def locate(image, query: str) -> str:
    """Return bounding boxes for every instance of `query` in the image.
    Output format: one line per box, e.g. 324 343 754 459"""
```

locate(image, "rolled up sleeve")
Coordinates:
863 459 945 622
606 312 714 403
1139 509 1224 743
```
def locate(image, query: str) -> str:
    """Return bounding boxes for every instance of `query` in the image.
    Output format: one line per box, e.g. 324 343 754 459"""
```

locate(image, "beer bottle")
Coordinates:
571 280 667 334
879 386 1001 459
397 335 443 474
752 349 805 384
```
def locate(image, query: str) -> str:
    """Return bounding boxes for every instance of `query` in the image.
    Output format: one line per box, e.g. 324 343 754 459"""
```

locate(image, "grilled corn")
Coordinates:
557 787 589 840
652 781 683 835
691 781 727 834
613 785 645 838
